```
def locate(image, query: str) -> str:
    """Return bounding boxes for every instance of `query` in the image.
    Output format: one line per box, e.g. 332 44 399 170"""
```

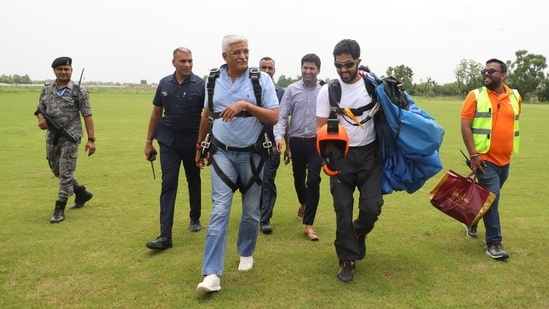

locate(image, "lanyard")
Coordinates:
56 88 67 97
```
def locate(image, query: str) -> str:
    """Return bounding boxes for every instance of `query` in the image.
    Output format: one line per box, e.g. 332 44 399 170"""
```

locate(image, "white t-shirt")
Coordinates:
316 78 376 147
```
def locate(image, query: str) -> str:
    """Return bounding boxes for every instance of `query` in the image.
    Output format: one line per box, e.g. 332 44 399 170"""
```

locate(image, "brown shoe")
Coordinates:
304 229 319 241
296 204 305 220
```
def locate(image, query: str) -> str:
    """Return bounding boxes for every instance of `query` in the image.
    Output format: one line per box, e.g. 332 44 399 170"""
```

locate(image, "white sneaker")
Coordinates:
196 274 221 292
238 256 253 271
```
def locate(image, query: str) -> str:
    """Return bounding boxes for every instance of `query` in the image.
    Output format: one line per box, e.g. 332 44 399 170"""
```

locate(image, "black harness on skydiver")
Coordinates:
206 67 272 193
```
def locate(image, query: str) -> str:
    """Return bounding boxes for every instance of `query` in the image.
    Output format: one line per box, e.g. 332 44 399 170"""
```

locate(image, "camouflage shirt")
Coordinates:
37 80 92 140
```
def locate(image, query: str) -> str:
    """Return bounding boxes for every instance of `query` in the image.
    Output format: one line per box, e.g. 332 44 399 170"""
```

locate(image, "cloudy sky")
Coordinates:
1 0 547 85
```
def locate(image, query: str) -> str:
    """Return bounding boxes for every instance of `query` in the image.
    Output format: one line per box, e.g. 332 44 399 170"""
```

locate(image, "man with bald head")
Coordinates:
144 47 205 250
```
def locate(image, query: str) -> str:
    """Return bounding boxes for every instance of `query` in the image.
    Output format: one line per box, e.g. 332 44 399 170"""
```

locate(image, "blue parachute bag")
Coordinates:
365 74 445 194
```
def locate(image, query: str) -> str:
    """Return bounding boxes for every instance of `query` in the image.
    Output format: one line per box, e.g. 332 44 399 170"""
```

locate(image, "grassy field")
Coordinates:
1 87 548 308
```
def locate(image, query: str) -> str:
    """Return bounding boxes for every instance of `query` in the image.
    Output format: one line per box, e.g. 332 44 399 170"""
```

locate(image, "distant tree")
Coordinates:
537 75 549 102
140 79 147 85
506 50 547 102
454 59 483 96
438 82 461 97
416 76 437 97
0 74 32 84
276 75 298 88
386 65 414 89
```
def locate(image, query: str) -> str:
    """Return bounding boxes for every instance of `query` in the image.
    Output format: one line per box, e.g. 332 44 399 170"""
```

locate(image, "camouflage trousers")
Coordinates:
46 138 81 201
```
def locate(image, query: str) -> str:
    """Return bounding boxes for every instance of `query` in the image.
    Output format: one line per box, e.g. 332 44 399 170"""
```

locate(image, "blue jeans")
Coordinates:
202 148 263 276
475 161 509 245
260 153 280 224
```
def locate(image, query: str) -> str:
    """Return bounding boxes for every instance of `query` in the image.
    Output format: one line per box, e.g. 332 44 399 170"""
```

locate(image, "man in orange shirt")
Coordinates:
460 58 522 260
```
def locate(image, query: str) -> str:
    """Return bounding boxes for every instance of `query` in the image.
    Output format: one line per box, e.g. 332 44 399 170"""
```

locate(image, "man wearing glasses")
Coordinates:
316 39 384 282
460 58 522 260
195 34 279 292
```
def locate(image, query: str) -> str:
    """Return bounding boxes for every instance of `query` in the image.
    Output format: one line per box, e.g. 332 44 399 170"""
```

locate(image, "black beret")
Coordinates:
51 56 72 68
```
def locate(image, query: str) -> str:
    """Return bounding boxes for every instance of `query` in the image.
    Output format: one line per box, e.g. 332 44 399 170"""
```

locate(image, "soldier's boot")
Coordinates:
70 185 93 209
50 200 66 223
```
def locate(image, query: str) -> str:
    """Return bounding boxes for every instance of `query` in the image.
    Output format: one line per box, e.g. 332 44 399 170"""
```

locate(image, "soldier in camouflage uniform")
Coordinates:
35 56 96 223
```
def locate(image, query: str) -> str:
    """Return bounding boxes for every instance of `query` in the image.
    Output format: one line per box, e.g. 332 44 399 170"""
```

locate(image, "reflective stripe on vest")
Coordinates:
471 87 520 154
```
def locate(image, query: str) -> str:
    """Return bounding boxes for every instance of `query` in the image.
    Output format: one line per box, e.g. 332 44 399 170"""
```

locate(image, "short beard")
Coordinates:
484 79 499 90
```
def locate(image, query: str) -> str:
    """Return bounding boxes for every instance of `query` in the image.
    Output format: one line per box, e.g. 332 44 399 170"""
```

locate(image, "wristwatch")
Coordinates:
88 137 96 142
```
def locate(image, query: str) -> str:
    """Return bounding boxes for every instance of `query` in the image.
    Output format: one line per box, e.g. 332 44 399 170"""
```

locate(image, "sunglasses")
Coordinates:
334 60 358 69
481 68 502 75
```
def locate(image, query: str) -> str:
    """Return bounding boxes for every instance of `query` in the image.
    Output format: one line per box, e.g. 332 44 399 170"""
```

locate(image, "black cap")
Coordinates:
51 57 72 68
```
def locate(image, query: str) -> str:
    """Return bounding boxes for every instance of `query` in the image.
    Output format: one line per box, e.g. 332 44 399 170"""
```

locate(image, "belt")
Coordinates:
212 137 254 152
291 136 316 142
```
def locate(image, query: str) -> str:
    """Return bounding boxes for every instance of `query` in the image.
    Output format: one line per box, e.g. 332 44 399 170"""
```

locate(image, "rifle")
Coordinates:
37 106 77 145
72 68 85 104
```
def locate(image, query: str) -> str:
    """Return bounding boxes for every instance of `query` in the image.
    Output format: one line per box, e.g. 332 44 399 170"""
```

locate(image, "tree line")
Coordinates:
3 50 547 102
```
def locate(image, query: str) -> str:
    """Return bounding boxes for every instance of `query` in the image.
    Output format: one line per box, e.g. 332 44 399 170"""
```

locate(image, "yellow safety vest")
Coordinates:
471 87 520 154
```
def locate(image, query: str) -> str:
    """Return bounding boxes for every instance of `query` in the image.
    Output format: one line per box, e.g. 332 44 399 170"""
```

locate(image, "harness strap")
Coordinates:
205 66 266 194
207 68 220 112
211 155 240 193
241 155 265 193
210 150 265 194
210 110 254 119
211 137 254 152
350 102 376 116
328 78 378 121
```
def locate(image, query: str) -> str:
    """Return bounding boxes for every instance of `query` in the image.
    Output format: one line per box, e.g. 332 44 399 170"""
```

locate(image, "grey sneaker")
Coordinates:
462 223 478 238
486 241 509 260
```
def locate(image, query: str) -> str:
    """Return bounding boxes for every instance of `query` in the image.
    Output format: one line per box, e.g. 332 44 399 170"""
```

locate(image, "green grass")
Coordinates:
1 88 548 308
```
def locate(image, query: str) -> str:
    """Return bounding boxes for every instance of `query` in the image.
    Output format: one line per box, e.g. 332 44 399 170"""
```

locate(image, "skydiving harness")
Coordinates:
202 67 273 193
326 75 381 188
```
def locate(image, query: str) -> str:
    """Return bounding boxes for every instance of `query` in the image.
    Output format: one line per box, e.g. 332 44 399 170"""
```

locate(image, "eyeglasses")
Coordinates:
334 60 358 69
229 49 250 56
481 68 502 75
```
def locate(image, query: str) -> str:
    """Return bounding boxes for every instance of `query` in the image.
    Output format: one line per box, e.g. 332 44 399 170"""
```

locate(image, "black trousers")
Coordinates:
330 142 383 261
158 141 201 238
289 138 323 226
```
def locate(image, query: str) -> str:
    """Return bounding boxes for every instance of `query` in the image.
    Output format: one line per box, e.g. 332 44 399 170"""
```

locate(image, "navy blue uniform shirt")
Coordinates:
152 72 205 145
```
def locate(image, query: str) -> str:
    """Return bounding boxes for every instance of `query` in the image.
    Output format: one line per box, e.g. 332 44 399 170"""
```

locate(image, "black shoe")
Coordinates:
462 223 478 238
50 208 65 223
486 241 509 260
189 219 201 232
50 200 66 223
356 233 366 260
146 237 172 250
71 185 93 209
337 260 356 283
260 222 272 234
